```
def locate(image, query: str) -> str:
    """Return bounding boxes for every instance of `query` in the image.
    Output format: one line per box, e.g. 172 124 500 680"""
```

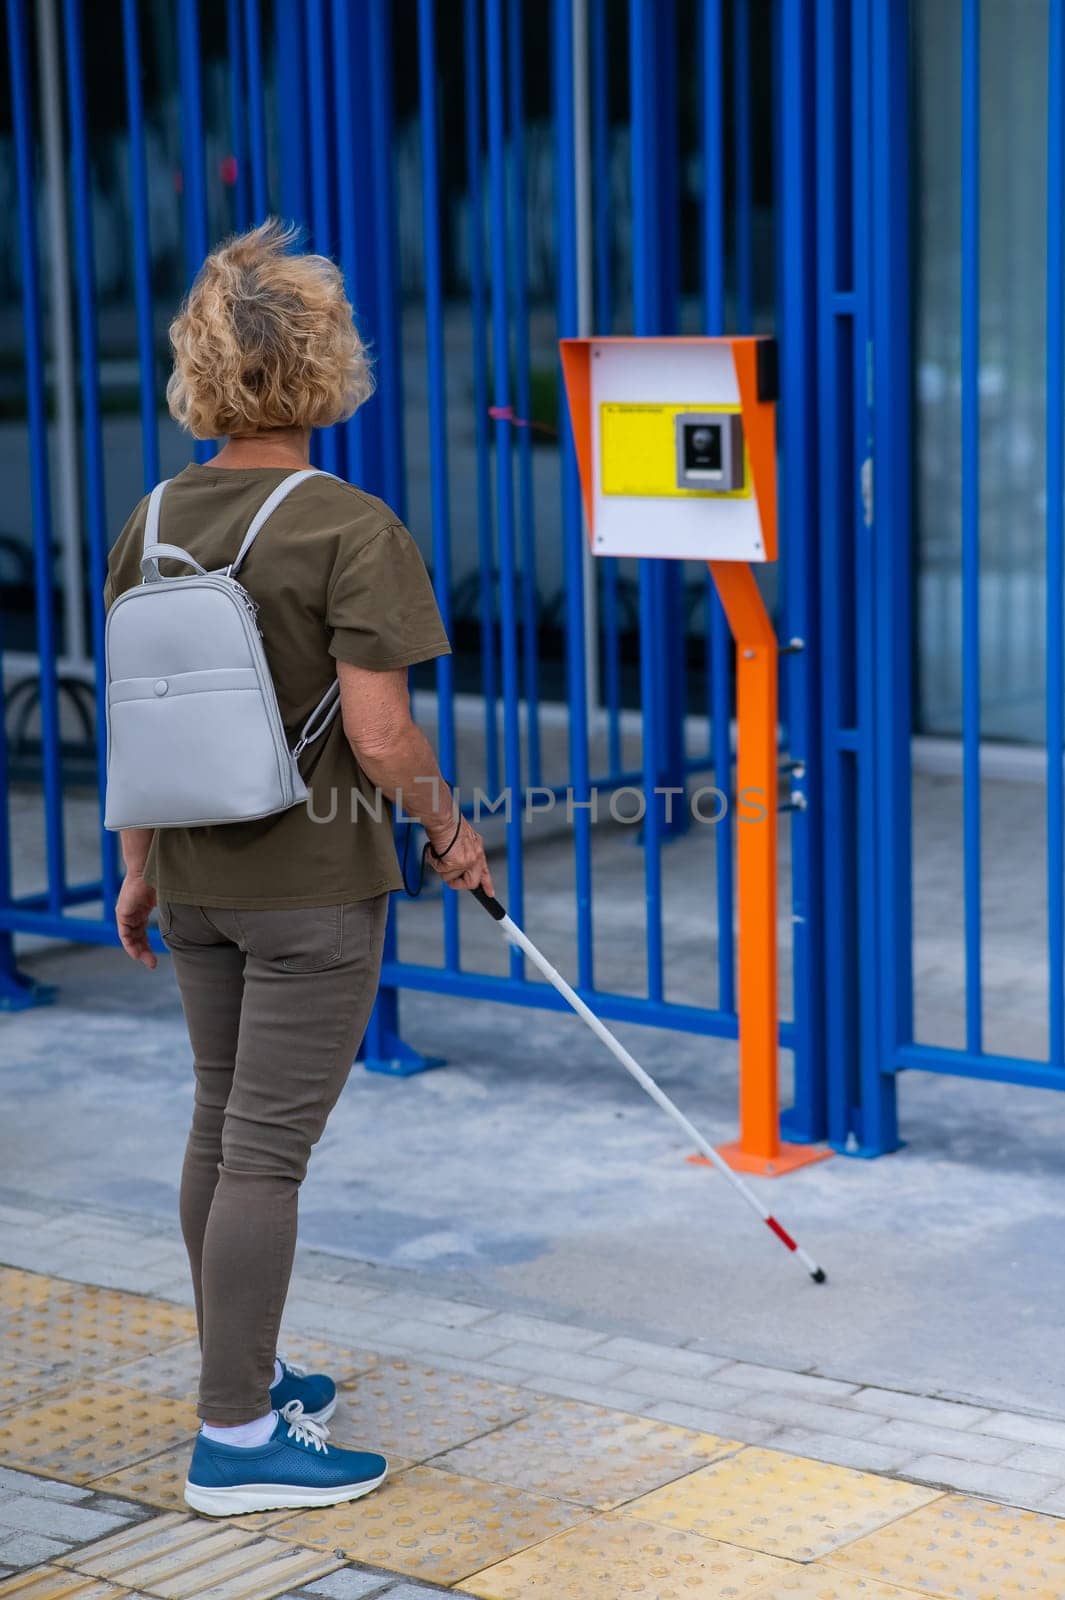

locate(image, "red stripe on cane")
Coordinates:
766 1216 798 1251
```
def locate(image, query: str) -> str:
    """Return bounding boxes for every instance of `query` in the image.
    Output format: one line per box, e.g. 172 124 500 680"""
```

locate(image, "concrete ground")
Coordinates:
3 755 1065 1430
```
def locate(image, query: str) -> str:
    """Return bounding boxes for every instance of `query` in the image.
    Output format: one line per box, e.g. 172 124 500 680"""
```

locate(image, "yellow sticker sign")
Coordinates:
599 401 750 499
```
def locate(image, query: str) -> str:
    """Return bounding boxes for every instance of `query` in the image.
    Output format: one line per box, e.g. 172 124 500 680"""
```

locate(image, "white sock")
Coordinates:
202 1410 277 1449
273 1358 284 1385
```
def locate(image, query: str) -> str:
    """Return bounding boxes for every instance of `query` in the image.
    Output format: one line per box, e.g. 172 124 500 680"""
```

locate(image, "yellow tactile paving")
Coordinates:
462 1509 792 1598
58 1510 340 1599
1 1382 195 1483
268 1463 589 1584
827 1493 1065 1599
749 1569 936 1598
0 1572 130 1600
100 1333 378 1402
0 1281 196 1388
624 1447 941 1561
0 1267 67 1308
334 1357 531 1459
435 1397 741 1508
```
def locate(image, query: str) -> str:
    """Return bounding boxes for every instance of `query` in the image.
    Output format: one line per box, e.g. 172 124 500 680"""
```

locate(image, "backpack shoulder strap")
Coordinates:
142 479 172 556
228 467 332 577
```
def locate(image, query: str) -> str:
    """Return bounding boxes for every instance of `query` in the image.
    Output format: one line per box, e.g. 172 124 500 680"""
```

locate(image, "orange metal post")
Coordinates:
694 561 832 1177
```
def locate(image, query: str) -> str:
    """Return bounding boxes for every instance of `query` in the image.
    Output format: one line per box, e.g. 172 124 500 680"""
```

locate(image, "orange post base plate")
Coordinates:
688 1141 834 1178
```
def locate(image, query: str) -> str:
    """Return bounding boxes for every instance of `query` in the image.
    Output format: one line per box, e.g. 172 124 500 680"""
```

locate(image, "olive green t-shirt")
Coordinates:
104 464 450 908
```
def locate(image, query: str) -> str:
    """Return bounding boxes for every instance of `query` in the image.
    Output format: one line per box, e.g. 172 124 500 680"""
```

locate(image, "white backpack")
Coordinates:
103 468 340 831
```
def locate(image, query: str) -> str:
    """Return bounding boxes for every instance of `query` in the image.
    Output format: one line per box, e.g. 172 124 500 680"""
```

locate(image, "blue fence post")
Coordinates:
63 0 121 920
177 0 213 466
122 0 160 491
357 0 442 1076
244 0 269 221
1047 0 1065 1071
226 0 250 231
1 0 59 1007
776 0 826 1144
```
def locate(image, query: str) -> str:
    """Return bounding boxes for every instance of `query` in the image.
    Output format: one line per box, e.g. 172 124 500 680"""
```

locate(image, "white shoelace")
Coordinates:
277 1356 308 1379
280 1398 330 1454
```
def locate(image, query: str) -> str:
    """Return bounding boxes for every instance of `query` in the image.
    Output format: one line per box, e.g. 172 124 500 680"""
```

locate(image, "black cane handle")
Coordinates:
472 884 507 921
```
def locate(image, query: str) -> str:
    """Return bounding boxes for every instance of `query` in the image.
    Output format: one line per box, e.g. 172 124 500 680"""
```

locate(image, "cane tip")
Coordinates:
810 1267 827 1284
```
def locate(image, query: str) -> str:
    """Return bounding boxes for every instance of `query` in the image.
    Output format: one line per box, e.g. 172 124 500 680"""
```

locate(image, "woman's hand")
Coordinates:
425 816 495 896
116 874 159 969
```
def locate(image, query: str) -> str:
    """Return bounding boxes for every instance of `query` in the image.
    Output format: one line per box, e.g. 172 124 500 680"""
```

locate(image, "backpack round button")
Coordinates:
153 679 169 696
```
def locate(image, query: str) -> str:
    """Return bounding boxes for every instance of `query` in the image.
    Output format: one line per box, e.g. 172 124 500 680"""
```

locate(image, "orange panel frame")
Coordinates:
559 335 829 1177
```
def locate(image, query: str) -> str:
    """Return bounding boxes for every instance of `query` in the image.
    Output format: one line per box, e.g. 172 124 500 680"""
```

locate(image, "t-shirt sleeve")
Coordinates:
327 521 451 670
104 500 148 609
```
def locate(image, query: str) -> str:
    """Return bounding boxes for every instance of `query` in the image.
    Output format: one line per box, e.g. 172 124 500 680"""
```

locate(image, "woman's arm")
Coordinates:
116 828 158 969
336 662 494 894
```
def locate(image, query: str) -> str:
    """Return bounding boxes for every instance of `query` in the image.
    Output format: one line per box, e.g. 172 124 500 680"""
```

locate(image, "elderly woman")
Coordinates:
106 220 492 1516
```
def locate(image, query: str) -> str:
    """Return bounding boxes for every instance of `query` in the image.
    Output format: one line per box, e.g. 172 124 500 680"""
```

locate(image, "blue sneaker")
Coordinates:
184 1402 387 1516
270 1356 336 1424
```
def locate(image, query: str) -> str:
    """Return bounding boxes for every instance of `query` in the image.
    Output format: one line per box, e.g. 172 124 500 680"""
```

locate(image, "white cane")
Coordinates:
472 886 827 1284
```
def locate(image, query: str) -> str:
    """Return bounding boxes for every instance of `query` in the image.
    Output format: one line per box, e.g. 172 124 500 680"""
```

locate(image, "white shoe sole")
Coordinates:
184 1465 386 1518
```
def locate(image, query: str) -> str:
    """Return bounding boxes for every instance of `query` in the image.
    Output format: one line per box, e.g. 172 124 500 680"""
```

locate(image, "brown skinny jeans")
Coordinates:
160 895 388 1423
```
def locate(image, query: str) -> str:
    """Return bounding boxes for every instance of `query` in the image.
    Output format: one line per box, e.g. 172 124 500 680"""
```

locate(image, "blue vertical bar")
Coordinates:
590 0 622 779
226 0 249 231
244 0 269 221
463 0 501 796
177 0 212 465
507 0 542 789
306 0 340 477
701 0 735 1014
734 0 754 332
777 0 826 1142
487 0 525 969
367 0 406 515
6 0 65 913
815 0 857 1147
122 0 160 491
418 0 460 972
960 0 983 1054
332 0 364 486
629 0 664 1001
64 0 119 911
553 0 594 989
868 0 909 1145
1047 0 1065 1068
276 0 308 228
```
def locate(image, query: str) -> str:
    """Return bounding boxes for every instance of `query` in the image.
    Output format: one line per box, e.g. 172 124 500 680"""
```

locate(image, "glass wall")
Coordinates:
913 0 1050 742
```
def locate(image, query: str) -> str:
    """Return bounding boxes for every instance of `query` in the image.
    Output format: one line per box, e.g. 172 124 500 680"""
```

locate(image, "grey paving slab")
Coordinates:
609 1368 755 1409
301 1571 398 1598
356 1292 491 1329
473 1311 605 1351
508 1373 655 1414
592 1336 730 1376
482 1341 631 1384
0 1468 91 1503
712 1364 860 1401
903 1453 1064 1506
1035 1487 1065 1516
379 1319 507 1361
0 1530 74 1566
643 1400 778 1444
734 1393 885 1438
765 1429 916 1474
1002 1442 1065 1477
863 1418 1021 1463
0 1494 131 1540
980 1412 1065 1449
845 1387 994 1428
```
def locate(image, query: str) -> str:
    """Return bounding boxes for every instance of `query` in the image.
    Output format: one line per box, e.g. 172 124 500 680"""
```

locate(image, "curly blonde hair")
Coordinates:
166 219 373 439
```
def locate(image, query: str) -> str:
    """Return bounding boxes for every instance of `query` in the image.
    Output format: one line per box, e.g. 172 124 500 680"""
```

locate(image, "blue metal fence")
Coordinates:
8 0 1060 1152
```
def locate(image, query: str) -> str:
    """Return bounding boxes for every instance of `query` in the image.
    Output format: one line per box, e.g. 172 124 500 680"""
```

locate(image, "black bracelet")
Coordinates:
429 812 463 862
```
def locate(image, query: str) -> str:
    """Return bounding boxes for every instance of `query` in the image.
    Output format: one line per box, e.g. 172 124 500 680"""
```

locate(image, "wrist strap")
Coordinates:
429 813 463 862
